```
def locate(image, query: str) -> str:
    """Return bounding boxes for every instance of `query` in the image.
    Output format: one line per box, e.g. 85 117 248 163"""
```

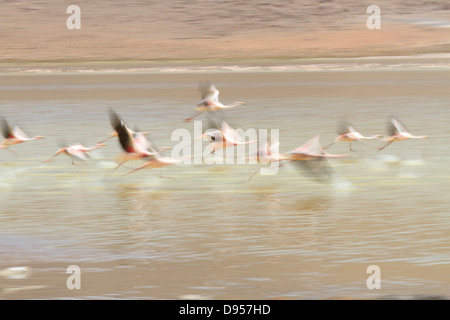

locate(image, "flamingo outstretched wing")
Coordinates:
291 135 347 158
291 158 335 182
68 147 90 161
287 135 348 182
12 126 30 140
209 84 220 102
391 118 408 134
269 140 280 155
1 117 14 139
337 119 351 136
199 81 211 100
109 109 136 153
289 135 325 157
388 117 408 136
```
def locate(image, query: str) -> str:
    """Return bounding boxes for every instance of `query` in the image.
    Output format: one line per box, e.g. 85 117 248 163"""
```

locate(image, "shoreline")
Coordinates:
0 54 449 75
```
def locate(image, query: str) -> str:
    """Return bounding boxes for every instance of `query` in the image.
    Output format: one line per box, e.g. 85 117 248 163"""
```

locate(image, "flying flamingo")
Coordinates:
325 120 382 151
285 135 348 181
246 139 290 181
378 118 429 152
201 120 257 156
184 82 244 122
44 144 106 165
247 139 287 164
0 117 43 154
108 109 160 171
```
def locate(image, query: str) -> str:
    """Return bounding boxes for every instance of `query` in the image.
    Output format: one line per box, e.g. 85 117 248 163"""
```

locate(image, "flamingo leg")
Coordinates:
349 142 353 152
248 167 260 182
323 141 335 150
159 174 177 181
124 166 143 176
111 161 126 173
1 147 17 156
124 160 154 176
98 135 114 144
377 141 394 152
44 154 58 163
184 110 204 122
123 170 136 176
203 146 216 159
249 161 284 181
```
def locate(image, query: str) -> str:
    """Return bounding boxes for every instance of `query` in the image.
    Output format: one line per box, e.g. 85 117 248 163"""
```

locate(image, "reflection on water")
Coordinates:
1 68 450 299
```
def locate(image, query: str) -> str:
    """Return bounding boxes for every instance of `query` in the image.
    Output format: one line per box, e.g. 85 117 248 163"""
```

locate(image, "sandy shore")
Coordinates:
1 1 449 62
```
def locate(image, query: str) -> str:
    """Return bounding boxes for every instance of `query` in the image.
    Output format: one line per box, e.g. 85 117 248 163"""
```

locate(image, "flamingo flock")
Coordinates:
0 82 429 182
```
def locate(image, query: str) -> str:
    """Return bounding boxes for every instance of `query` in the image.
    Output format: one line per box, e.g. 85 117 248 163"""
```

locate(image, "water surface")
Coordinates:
0 62 449 299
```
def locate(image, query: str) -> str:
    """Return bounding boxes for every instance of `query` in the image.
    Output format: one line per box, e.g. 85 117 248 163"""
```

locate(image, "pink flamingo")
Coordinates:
201 120 257 156
248 139 288 164
44 144 106 165
184 82 244 122
246 139 290 181
325 120 382 151
378 118 429 152
109 109 159 170
285 135 348 181
1 117 43 154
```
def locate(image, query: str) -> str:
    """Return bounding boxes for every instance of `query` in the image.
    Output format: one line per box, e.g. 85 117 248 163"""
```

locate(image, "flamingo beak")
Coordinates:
196 133 207 141
200 133 215 142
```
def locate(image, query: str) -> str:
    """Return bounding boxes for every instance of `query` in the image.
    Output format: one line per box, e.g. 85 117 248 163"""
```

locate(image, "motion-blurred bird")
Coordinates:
378 118 429 152
44 144 106 165
325 120 382 151
201 120 257 156
286 135 348 182
247 139 287 164
109 109 159 170
0 117 43 154
246 139 289 181
184 82 244 122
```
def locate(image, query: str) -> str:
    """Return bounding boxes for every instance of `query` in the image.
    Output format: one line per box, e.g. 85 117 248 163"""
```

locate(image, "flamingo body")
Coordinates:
185 82 244 122
45 144 105 164
1 117 43 152
325 121 382 151
378 118 428 152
